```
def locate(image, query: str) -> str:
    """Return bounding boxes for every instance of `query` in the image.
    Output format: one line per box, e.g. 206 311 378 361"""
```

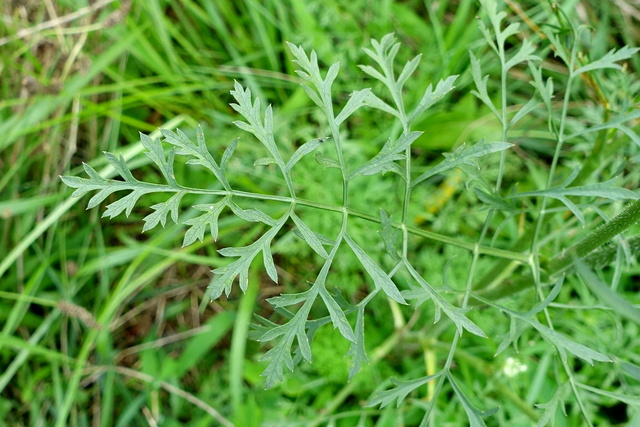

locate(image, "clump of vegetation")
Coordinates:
3 0 639 425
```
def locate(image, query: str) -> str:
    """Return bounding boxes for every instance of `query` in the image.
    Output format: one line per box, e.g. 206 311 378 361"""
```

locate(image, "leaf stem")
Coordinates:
168 186 530 261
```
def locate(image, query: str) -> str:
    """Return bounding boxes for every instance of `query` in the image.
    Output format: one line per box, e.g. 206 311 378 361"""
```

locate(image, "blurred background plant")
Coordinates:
1 0 639 426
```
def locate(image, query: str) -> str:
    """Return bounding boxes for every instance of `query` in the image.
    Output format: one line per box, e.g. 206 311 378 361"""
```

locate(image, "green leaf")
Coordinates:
507 167 638 224
324 62 339 88
566 110 640 147
210 219 285 297
140 132 178 187
359 64 387 84
495 315 525 356
286 42 322 84
619 360 640 382
267 288 314 308
102 189 152 219
313 152 341 170
528 62 554 115
86 185 125 209
161 127 229 189
574 257 640 326
473 187 514 211
527 318 611 365
378 209 399 261
286 137 329 172
142 191 185 232
366 373 442 408
405 262 487 337
318 285 355 342
259 280 320 388
347 306 368 379
300 84 324 109
349 131 422 179
504 39 540 71
182 198 229 246
254 157 278 166
397 54 422 90
291 211 330 259
220 138 238 172
287 42 334 114
228 202 277 226
535 384 568 427
509 96 541 127
449 373 497 427
262 239 278 283
469 53 500 120
292 227 335 249
412 140 512 187
409 75 458 124
578 383 640 406
230 82 282 162
523 276 565 317
364 92 400 118
335 89 371 126
104 152 137 183
574 45 640 75
344 235 406 304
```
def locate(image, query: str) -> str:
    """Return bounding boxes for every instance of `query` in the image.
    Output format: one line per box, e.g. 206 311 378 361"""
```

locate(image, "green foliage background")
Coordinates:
1 0 639 426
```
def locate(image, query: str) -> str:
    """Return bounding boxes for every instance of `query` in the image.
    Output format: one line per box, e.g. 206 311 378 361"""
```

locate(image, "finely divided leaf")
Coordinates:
528 319 611 365
347 306 368 379
412 140 512 187
230 82 282 162
378 208 399 261
574 46 640 75
535 384 568 427
267 288 314 308
259 294 317 388
161 127 229 189
287 42 336 114
335 89 371 126
345 235 406 304
314 152 341 170
504 39 540 71
318 285 355 342
143 191 185 232
103 189 152 219
409 75 458 124
575 257 640 326
182 198 229 246
366 373 442 408
286 137 329 171
566 110 640 146
254 157 278 166
507 168 638 224
220 138 238 172
577 383 640 406
405 262 487 337
228 202 277 226
510 97 541 127
262 239 278 282
140 132 178 187
349 131 422 178
469 53 500 120
449 373 496 427
397 54 422 90
291 211 330 259
210 220 284 297
364 92 400 118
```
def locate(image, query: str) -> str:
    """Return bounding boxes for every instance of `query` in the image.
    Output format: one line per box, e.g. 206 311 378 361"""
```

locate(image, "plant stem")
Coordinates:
547 199 640 275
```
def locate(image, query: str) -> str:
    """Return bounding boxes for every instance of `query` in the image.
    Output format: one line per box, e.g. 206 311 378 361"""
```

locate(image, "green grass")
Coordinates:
2 0 640 426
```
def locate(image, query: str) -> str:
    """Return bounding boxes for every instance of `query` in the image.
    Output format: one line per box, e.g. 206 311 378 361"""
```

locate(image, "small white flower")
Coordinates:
503 357 528 377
